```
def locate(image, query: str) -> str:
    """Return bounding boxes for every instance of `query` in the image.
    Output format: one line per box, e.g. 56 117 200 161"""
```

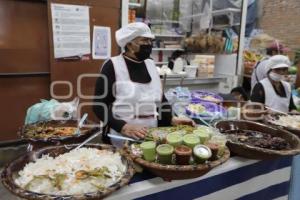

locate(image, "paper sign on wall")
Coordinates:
92 26 111 60
51 3 91 59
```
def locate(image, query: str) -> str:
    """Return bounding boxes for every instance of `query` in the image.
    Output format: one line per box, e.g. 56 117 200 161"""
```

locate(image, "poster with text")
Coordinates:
51 3 91 58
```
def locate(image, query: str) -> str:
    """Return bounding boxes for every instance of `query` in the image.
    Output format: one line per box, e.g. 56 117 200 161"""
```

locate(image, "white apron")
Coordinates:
260 78 291 113
110 54 162 147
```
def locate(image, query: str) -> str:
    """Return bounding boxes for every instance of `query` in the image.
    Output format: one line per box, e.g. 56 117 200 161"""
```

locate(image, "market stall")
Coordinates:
2 0 300 200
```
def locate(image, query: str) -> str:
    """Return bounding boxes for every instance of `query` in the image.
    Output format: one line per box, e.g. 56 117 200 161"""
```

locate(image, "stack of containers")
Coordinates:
190 55 215 77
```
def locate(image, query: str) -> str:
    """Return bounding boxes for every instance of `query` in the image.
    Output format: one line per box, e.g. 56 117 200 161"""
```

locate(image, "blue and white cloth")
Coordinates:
289 155 300 200
106 156 292 200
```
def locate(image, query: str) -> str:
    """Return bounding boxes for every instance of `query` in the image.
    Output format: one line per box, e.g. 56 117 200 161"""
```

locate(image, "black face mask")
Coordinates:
134 44 152 61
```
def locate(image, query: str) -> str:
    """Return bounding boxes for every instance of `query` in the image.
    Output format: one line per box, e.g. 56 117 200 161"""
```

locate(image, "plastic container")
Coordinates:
183 134 200 148
175 145 192 165
210 134 227 156
193 130 210 144
206 143 220 161
173 58 184 74
156 144 174 164
140 141 157 162
166 132 183 147
184 65 198 78
193 145 212 164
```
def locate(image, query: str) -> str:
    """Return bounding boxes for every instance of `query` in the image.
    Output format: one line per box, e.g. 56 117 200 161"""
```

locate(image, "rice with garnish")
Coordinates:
15 148 126 195
272 115 300 129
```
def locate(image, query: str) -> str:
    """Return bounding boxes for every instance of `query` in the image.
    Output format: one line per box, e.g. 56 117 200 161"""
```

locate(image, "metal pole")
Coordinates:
121 0 129 27
236 0 248 84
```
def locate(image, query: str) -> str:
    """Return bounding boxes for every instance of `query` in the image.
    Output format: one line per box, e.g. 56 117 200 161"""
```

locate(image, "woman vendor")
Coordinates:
93 22 194 146
251 55 297 113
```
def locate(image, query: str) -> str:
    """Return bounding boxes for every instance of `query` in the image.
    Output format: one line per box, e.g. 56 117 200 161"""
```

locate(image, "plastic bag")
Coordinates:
25 98 79 125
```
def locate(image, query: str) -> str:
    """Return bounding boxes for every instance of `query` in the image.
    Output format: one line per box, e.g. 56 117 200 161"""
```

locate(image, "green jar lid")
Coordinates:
166 132 183 143
140 141 156 150
183 134 200 145
156 144 174 155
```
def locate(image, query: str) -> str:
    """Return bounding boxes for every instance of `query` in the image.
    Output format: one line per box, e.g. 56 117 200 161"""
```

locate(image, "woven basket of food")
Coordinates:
1 144 135 200
264 113 300 137
126 125 230 181
215 120 300 159
19 120 98 149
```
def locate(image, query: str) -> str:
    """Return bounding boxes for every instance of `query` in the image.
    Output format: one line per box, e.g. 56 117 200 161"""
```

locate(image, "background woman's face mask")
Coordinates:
269 72 284 82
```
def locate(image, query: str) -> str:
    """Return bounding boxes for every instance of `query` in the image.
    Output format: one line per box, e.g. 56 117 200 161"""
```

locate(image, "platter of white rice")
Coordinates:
1 144 135 200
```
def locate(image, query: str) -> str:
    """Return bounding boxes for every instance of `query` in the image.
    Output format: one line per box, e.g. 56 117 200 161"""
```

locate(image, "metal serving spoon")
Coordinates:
74 113 88 135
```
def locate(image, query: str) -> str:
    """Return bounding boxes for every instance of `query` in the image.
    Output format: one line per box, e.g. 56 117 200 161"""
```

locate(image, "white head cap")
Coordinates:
115 22 155 48
267 55 291 70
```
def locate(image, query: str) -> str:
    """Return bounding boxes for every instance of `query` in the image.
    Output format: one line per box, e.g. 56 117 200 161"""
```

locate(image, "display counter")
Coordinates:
0 144 294 200
106 156 292 200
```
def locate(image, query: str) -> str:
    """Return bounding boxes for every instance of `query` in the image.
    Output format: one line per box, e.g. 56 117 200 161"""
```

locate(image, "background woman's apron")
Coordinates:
260 78 291 113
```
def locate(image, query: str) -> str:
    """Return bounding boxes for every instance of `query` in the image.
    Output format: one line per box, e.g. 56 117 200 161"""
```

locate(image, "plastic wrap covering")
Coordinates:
146 0 187 35
212 0 240 27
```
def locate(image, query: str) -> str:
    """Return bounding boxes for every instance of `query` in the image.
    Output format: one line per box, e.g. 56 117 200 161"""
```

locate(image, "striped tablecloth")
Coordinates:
106 156 292 200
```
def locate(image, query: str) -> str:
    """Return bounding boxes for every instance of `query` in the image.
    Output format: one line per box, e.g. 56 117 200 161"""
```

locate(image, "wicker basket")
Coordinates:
127 146 230 181
1 144 135 200
264 113 300 138
19 120 98 150
214 120 300 159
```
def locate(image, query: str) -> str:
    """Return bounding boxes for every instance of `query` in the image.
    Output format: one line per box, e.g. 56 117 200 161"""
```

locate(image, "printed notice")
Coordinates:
51 3 91 58
92 26 111 60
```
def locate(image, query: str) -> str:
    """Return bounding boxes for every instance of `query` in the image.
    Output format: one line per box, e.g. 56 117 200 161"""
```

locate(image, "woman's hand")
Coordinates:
171 116 196 127
121 124 148 139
